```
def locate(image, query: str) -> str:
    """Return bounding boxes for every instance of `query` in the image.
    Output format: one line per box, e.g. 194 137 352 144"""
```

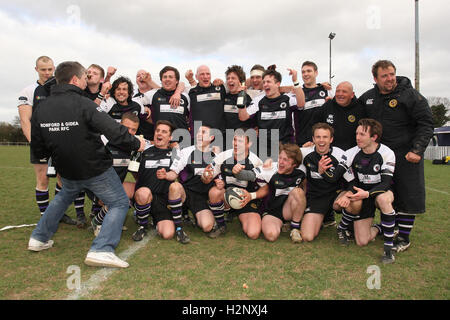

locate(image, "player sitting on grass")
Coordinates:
333 118 397 264
231 143 307 243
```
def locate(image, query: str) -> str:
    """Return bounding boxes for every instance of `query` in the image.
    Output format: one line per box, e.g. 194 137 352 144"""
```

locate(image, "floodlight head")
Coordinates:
328 32 336 40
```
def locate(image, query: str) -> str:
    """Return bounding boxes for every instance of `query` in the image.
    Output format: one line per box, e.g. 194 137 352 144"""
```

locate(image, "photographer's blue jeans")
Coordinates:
31 167 129 253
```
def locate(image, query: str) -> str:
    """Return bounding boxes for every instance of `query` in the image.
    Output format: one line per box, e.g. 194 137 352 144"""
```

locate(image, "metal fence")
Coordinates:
424 146 450 160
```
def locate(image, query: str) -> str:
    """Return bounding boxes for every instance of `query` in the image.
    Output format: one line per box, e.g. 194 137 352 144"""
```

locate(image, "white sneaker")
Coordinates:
84 251 129 268
290 229 303 243
28 238 54 252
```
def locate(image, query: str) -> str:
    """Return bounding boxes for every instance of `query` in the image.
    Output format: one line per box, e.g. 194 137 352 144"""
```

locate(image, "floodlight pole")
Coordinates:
415 0 420 92
328 32 336 85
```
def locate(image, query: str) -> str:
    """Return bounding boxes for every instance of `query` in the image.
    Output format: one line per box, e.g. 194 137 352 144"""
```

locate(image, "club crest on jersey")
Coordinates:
296 178 302 185
215 86 221 91
366 98 374 105
319 91 326 97
250 203 257 209
373 164 380 172
389 99 398 108
326 114 334 124
348 115 356 123
280 102 287 109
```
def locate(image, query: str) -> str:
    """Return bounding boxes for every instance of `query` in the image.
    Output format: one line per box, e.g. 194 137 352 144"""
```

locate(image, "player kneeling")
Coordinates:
299 123 351 242
333 119 397 264
158 124 228 239
203 129 268 239
132 120 190 244
246 144 306 242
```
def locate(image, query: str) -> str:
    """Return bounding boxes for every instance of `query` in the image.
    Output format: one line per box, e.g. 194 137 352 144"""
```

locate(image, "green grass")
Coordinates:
0 145 449 300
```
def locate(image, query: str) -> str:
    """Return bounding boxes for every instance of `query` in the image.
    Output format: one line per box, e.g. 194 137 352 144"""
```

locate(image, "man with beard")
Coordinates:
359 60 433 254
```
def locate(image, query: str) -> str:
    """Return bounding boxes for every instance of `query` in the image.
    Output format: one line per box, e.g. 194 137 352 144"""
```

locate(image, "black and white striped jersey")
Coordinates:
299 146 351 198
345 143 396 197
294 84 331 146
137 88 190 130
246 93 299 143
188 84 226 133
211 149 265 192
107 139 152 182
136 146 176 194
253 163 305 211
170 145 216 193
18 80 53 112
224 91 253 130
97 97 145 123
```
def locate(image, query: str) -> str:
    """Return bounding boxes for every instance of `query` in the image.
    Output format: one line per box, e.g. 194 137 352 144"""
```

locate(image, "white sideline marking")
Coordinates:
426 187 449 195
65 229 157 300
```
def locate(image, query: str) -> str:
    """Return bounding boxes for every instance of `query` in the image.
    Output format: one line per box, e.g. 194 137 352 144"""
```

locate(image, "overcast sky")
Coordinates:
1 0 448 123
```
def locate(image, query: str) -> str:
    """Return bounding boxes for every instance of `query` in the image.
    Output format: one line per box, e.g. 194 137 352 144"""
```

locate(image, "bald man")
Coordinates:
187 65 227 142
311 81 367 151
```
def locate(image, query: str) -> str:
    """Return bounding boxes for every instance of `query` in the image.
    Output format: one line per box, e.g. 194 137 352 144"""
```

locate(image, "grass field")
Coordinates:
0 145 449 301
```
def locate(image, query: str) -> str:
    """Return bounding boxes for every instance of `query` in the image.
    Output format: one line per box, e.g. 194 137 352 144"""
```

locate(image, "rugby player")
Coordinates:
17 56 77 225
139 66 190 132
299 123 350 242
157 124 224 237
224 65 253 130
333 119 397 264
90 112 151 236
188 65 227 141
97 76 151 124
203 128 268 239
252 144 306 242
309 81 367 229
294 61 332 148
238 67 305 157
132 120 190 244
359 60 434 253
245 64 264 99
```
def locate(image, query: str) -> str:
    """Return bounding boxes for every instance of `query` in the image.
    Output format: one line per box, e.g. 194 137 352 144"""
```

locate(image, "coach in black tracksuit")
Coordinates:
359 60 433 253
29 61 144 268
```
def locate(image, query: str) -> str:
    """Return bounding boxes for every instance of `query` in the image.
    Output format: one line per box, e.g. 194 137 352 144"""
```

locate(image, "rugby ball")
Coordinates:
224 187 246 210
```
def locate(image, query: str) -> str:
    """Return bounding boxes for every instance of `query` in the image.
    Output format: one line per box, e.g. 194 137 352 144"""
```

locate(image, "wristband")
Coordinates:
293 82 301 88
250 192 257 200
97 93 105 100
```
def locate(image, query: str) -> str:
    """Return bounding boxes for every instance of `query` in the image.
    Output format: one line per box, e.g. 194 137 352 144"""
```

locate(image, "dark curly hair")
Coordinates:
111 76 134 103
225 65 246 83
